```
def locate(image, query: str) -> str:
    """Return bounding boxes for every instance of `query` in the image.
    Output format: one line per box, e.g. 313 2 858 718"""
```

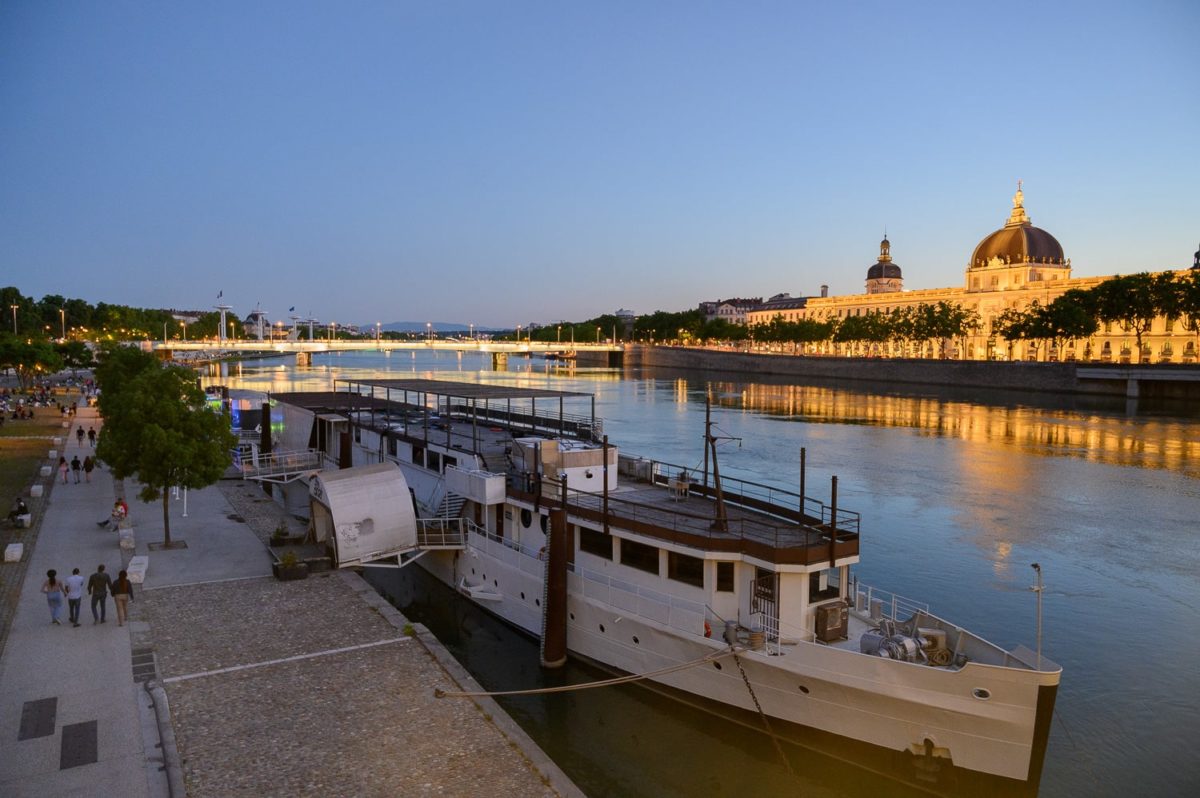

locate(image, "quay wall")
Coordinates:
621 345 1200 398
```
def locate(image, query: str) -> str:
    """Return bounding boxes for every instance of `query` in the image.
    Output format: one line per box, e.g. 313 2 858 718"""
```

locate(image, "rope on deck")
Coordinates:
434 645 741 699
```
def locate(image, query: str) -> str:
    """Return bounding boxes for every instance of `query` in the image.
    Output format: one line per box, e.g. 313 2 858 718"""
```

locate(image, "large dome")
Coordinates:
969 185 1065 268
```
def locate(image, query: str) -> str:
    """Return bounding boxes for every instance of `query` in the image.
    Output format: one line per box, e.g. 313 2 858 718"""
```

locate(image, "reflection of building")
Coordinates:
746 185 1197 362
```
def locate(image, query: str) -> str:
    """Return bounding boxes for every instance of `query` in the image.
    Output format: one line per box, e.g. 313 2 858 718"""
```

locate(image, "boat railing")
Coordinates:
571 565 707 637
237 448 327 480
446 402 603 441
618 454 860 533
849 577 930 624
416 517 469 548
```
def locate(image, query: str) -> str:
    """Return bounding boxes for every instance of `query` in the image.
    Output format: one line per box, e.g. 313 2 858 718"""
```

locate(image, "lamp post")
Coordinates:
375 322 381 343
182 321 187 341
60 308 66 340
469 323 474 340
426 322 432 343
163 321 168 341
229 320 235 340
276 320 283 341
595 326 600 343
516 324 521 343
9 304 16 334
557 325 561 343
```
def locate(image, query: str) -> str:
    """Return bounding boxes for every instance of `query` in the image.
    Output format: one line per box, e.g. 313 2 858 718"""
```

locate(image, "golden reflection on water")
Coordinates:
715 381 1199 478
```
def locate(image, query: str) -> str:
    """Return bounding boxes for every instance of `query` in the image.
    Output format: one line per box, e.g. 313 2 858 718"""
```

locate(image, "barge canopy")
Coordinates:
310 461 417 567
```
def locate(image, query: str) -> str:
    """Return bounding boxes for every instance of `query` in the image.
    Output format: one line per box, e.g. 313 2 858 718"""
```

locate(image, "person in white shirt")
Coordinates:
64 567 86 627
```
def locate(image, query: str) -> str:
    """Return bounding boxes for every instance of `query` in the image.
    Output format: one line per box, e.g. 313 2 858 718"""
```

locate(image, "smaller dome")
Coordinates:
867 261 902 280
867 235 902 280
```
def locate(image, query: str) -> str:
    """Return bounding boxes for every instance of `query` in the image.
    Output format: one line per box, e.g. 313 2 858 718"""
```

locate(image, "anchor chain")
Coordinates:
732 651 797 779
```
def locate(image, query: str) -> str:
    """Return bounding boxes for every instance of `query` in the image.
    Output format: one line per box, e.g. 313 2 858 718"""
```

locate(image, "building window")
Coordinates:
667 552 704 588
620 539 660 575
427 450 441 473
716 561 735 592
1166 317 1175 333
809 569 840 602
579 528 613 560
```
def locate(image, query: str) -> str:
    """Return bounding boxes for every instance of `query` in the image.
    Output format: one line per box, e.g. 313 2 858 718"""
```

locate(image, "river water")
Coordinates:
203 350 1200 797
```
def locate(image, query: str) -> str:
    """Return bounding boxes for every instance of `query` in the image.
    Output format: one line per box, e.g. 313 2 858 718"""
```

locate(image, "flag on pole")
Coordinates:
289 306 295 312
218 290 223 299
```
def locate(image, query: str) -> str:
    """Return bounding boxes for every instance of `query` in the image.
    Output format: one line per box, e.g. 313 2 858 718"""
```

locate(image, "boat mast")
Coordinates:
706 391 729 532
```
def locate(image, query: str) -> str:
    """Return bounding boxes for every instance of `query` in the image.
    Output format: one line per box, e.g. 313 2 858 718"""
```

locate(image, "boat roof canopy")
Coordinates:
334 378 589 401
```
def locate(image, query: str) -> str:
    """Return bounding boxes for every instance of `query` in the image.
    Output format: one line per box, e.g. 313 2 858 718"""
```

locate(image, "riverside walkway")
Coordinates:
0 405 581 797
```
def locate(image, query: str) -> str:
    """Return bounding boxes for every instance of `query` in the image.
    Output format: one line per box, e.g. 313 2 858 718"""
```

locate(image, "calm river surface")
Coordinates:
204 350 1200 797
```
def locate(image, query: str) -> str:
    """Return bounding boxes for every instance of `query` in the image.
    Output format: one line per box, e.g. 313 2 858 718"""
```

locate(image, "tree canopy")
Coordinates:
95 351 235 547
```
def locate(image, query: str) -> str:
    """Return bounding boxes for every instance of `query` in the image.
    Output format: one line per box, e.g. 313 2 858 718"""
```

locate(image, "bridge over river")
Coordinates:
151 339 626 367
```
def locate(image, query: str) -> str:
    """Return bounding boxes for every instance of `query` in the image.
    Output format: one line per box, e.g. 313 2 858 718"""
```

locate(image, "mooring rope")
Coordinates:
434 645 741 699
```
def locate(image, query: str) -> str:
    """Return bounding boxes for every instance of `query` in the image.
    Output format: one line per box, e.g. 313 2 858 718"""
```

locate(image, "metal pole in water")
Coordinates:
1031 563 1043 670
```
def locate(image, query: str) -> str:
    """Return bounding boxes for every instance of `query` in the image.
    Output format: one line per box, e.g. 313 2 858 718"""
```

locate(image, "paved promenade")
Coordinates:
0 405 581 797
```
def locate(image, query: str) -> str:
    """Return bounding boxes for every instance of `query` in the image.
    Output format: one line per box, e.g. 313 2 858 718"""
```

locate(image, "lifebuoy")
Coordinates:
704 620 712 638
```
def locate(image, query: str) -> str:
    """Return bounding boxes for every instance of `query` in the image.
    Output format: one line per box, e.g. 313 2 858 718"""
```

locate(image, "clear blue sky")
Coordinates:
2 1 1197 328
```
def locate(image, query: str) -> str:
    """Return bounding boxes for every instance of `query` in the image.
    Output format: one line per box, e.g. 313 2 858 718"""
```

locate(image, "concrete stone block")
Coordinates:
13 513 31 528
40 466 52 476
119 527 135 550
30 485 43 498
127 555 149 583
48 449 57 459
4 543 22 562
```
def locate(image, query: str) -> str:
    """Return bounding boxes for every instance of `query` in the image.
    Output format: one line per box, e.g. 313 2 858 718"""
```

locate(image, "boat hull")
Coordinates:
415 542 1057 796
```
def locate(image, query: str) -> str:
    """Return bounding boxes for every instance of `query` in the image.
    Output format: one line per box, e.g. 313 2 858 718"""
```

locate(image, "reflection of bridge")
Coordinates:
151 339 625 367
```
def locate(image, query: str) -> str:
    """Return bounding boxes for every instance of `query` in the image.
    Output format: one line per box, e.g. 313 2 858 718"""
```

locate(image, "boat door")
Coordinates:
752 568 781 645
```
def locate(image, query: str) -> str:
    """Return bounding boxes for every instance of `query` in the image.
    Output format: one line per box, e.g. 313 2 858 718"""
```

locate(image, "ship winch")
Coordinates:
860 620 953 666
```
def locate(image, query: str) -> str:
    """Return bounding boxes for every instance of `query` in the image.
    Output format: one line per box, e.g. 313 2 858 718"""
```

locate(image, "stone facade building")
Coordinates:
746 186 1198 362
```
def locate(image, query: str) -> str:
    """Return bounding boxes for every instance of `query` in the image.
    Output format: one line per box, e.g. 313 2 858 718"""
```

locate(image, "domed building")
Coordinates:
965 182 1071 294
746 183 1196 363
865 236 903 294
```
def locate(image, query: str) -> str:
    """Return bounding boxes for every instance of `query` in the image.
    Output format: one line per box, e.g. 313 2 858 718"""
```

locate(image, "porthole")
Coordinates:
972 688 991 701
713 662 723 671
520 592 525 600
471 568 476 575
521 508 533 527
632 636 640 645
798 685 810 695
540 515 549 533
569 612 575 621
493 579 498 587
599 624 606 634
535 599 540 607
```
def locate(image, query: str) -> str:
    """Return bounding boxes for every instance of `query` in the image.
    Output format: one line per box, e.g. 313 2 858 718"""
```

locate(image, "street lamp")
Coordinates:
596 326 600 343
9 304 16 334
427 322 432 343
59 308 66 339
375 322 381 343
182 321 187 341
469 323 474 340
557 325 561 343
516 324 521 343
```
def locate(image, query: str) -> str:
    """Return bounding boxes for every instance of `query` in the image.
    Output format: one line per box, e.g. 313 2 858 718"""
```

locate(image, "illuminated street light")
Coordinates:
375 321 381 343
426 322 432 342
596 326 600 343
9 304 16 334
59 308 66 339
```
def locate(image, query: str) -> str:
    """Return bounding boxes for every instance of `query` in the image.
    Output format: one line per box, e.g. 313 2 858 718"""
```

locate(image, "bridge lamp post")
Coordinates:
375 322 381 343
182 321 187 341
516 324 521 343
163 321 168 341
276 320 283 340
469 323 474 340
557 325 561 344
229 320 235 340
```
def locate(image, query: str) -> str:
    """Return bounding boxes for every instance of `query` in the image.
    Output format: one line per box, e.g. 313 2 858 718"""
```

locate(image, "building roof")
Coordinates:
866 236 902 280
970 185 1065 268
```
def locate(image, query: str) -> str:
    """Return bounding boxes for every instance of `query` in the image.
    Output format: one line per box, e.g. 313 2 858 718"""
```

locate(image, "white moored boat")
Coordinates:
247 377 1060 796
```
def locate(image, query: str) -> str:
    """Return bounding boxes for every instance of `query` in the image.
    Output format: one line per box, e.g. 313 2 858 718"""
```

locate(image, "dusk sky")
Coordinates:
2 1 1197 329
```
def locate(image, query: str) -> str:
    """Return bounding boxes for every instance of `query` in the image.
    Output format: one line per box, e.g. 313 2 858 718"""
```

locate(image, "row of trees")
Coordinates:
95 346 235 547
0 335 95 389
0 286 188 341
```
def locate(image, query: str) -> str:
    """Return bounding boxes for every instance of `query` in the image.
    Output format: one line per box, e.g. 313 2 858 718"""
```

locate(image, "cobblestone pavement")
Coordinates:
131 480 567 797
145 573 559 797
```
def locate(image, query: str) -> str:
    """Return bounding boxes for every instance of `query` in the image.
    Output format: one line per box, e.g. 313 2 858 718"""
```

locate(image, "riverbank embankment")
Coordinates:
0 405 581 797
620 344 1200 399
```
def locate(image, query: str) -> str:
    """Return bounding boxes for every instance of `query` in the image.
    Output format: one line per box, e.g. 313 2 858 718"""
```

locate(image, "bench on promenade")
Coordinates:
127 555 148 584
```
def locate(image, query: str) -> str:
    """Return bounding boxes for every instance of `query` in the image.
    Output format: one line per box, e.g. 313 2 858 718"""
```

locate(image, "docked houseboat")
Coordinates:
242 378 1060 796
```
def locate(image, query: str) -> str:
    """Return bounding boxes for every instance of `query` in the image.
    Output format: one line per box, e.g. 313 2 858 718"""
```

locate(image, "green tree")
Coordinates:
97 362 235 547
1177 270 1200 358
1091 273 1161 362
56 340 95 375
0 334 63 388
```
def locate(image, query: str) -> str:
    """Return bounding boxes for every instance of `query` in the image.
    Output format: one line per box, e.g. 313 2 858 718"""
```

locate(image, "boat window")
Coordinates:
579 527 613 560
387 436 397 457
444 455 457 471
667 552 703 588
520 508 533 528
540 514 549 534
716 562 735 593
620 539 660 575
427 450 441 473
412 445 425 467
809 569 840 602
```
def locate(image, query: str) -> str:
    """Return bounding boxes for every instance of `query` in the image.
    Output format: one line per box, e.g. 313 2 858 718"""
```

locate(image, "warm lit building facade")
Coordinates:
746 186 1198 362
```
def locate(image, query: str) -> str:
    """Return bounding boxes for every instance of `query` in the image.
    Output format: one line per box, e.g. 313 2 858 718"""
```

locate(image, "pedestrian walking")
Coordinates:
83 455 95 482
41 569 65 625
76 426 84 446
87 426 97 447
87 564 112 624
58 456 69 484
111 570 134 626
65 567 85 627
70 455 82 483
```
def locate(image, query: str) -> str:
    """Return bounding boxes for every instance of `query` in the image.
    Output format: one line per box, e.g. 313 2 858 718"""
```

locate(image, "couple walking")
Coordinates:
41 564 134 627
